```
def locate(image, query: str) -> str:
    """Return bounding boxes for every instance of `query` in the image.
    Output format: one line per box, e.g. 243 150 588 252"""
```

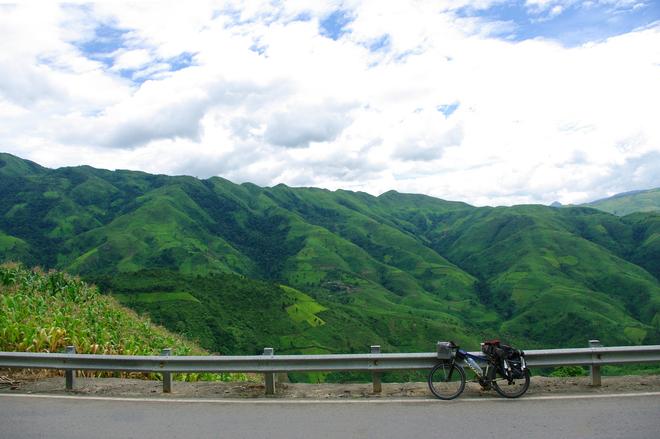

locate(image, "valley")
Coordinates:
1 152 659 361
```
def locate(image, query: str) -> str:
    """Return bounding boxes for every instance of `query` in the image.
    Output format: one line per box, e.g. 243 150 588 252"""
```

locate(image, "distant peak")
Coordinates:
0 152 46 177
379 190 411 200
582 187 660 216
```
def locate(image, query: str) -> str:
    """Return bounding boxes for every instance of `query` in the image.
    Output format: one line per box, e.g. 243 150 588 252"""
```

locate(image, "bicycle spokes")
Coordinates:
428 362 466 400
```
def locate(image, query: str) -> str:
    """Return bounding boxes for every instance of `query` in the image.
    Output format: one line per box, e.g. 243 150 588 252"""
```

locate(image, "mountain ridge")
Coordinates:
1 152 659 358
581 187 660 216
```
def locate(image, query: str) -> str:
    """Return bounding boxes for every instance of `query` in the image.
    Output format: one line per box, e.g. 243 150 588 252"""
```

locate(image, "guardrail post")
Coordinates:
161 348 172 393
263 347 275 395
589 340 602 386
65 346 75 391
371 345 382 393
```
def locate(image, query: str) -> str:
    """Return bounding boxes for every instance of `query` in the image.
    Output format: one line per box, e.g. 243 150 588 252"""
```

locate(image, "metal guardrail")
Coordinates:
524 345 660 367
1 340 659 395
0 351 440 373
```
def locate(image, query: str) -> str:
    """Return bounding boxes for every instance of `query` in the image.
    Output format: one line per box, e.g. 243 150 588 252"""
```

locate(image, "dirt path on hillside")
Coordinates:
2 373 660 399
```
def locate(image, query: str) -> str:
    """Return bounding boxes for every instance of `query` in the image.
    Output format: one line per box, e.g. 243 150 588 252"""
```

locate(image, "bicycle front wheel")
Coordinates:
492 369 530 398
428 362 466 400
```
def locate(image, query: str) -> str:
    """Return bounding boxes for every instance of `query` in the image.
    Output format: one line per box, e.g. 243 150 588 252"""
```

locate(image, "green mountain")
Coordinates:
583 188 660 216
1 152 659 360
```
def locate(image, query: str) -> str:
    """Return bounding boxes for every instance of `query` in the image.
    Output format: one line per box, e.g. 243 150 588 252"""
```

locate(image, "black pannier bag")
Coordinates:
482 340 526 379
501 344 526 379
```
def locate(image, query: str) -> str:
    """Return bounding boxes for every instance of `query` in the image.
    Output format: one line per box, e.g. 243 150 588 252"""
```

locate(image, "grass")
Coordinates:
112 291 200 304
0 232 29 257
281 285 327 326
584 188 660 216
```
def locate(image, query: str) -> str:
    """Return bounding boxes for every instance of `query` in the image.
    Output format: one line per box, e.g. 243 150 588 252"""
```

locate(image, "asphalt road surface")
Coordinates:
1 393 659 439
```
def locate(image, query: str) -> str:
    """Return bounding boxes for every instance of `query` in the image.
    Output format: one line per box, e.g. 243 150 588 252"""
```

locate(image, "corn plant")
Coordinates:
0 264 246 382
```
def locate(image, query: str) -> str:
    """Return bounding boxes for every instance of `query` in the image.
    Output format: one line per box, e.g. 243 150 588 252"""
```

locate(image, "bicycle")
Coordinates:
428 341 530 400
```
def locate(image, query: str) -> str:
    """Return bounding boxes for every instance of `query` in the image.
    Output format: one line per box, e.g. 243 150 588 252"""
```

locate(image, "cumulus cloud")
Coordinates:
110 49 152 71
0 1 659 206
264 102 355 148
392 109 464 161
0 61 62 106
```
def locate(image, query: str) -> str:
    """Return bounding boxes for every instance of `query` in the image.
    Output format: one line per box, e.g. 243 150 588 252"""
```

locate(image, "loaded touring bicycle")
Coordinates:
428 340 530 399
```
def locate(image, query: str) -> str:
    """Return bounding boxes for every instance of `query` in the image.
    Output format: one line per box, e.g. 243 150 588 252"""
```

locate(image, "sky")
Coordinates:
1 1 659 206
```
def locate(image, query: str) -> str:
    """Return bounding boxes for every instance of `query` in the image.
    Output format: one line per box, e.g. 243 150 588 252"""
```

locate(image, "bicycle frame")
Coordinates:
455 350 495 385
457 348 527 386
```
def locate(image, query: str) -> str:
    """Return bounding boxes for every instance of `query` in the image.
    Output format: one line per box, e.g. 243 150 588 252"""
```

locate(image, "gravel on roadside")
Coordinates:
2 373 659 400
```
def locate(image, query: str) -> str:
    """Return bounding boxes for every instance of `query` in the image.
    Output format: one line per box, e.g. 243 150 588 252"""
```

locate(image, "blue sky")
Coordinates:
460 0 660 46
320 9 353 40
74 19 195 84
77 23 127 57
320 1 660 49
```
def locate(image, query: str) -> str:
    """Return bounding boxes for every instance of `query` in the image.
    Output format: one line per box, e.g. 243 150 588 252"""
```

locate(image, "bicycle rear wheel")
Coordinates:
492 369 530 398
428 362 466 400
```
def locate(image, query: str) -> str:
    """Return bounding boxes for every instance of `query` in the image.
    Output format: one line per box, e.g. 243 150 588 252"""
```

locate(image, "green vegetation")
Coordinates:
281 285 327 326
0 264 199 355
0 264 248 382
1 152 660 382
88 269 482 366
583 188 660 216
113 291 200 305
549 366 587 377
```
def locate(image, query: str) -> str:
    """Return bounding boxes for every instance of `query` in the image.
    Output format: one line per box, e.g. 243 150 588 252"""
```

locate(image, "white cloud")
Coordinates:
0 1 659 206
264 101 355 148
111 49 152 71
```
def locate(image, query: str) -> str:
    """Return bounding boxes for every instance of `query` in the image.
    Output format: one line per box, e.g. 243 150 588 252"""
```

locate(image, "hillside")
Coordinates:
89 269 481 358
0 264 201 355
1 152 660 359
583 188 660 216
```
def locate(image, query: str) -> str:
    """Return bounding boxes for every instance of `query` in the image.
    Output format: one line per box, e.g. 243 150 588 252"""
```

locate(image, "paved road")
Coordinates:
1 393 659 439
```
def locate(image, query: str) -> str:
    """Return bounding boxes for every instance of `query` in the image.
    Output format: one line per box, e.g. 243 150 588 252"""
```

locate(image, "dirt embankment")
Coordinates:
2 373 660 399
